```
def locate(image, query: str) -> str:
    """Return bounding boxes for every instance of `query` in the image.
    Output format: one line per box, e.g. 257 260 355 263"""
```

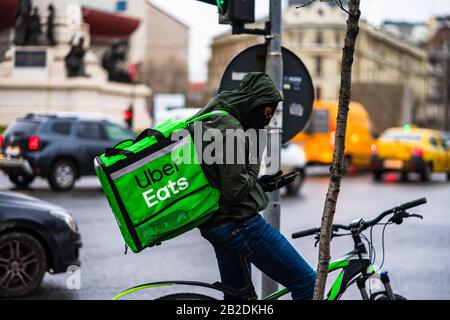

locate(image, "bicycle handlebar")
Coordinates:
400 197 427 210
363 197 427 228
292 197 427 240
291 228 320 239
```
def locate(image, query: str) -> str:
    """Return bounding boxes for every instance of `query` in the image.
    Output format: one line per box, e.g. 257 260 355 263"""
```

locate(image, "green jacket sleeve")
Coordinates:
216 128 260 205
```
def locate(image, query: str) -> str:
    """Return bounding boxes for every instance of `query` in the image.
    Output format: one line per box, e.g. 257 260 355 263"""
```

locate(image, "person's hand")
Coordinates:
258 170 299 192
258 170 283 192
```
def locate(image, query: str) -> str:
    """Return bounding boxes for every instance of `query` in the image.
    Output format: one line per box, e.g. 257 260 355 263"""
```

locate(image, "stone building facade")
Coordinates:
126 1 189 94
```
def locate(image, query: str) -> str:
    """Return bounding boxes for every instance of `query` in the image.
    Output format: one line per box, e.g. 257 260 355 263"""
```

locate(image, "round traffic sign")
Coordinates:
219 44 314 143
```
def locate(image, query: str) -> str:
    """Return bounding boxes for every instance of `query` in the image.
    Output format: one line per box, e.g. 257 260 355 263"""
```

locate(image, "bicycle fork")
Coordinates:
357 278 370 300
380 272 395 300
358 271 395 300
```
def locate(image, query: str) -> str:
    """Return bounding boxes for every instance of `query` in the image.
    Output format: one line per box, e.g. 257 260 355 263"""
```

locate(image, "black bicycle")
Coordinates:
113 197 426 300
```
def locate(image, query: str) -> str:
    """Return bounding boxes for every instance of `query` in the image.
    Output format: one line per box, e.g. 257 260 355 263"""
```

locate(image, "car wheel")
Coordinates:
48 160 77 191
420 163 432 182
285 169 305 196
8 173 35 189
0 232 47 298
373 170 383 182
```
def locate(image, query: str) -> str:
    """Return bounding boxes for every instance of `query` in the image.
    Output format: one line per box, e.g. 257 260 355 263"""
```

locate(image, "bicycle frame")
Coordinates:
324 252 373 300
264 249 374 300
113 198 427 300
113 225 381 301
112 252 375 300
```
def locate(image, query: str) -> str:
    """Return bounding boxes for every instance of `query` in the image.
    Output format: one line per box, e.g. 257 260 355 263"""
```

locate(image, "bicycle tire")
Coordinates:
370 292 407 300
155 293 217 300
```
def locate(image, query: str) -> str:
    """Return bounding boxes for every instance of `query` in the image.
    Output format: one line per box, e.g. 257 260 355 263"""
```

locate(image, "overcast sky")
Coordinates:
149 0 450 82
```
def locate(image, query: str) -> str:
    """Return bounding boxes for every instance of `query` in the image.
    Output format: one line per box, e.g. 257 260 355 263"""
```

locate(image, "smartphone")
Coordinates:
278 170 300 182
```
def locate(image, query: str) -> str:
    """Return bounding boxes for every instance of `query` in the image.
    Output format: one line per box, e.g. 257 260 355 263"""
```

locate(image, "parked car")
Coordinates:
292 100 377 171
371 126 450 182
0 113 136 191
0 191 81 297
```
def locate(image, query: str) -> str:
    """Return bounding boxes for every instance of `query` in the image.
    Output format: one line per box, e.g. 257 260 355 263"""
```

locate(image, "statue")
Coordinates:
14 0 32 45
28 7 42 45
46 4 56 46
65 37 88 77
101 40 132 83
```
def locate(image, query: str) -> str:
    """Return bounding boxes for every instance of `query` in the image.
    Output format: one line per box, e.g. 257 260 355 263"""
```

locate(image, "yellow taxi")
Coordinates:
371 125 450 182
292 100 377 170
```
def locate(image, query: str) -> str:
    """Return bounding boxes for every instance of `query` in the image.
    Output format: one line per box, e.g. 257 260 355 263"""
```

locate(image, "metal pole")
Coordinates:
262 0 283 297
443 41 449 131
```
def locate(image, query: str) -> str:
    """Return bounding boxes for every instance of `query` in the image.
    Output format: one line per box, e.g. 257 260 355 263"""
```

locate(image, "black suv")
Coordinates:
0 114 135 191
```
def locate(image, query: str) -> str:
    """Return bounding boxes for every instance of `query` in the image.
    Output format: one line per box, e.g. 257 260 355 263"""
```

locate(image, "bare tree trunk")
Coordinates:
313 0 361 300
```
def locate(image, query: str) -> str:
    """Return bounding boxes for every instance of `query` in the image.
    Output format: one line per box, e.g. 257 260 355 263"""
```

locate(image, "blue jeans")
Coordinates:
200 215 316 300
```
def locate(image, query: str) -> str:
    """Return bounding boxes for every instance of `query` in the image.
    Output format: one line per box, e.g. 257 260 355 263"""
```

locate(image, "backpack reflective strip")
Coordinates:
110 135 190 181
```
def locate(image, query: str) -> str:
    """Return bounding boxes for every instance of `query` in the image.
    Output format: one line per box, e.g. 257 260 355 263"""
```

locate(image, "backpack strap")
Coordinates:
104 148 134 157
134 128 165 143
104 129 165 157
104 110 228 158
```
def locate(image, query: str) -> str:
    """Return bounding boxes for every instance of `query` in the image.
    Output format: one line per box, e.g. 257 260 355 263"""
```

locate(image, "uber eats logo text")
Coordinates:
134 162 189 208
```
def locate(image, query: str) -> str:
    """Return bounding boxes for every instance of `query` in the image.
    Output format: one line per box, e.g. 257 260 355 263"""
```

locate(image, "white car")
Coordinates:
280 143 307 195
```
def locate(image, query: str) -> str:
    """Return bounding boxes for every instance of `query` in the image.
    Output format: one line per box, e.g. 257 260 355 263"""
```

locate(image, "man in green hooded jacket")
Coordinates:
191 72 316 300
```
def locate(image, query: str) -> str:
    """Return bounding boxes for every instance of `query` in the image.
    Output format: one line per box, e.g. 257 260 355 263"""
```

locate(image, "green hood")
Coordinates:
197 72 284 128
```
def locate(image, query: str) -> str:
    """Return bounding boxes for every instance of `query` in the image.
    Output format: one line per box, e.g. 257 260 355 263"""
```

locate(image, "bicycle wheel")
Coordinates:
370 292 407 300
156 293 217 300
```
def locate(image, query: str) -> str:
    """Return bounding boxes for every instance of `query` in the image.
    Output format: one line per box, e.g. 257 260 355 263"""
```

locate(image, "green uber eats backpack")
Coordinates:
94 111 226 253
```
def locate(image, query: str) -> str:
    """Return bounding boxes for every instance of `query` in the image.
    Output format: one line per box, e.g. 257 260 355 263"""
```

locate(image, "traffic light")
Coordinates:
124 104 133 129
197 0 255 25
403 124 411 134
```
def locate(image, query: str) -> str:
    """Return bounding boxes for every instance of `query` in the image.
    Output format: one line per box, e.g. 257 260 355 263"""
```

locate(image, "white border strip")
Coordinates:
110 136 189 180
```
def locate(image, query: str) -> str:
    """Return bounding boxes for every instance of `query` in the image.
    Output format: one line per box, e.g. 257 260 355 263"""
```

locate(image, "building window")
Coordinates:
335 31 341 45
116 1 127 12
315 86 322 100
316 31 323 45
315 56 323 77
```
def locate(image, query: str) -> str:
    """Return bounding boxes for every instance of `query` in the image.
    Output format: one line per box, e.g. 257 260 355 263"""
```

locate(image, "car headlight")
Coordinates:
49 210 78 232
